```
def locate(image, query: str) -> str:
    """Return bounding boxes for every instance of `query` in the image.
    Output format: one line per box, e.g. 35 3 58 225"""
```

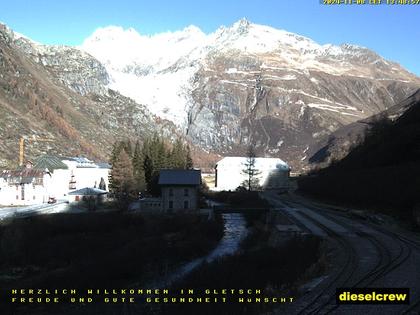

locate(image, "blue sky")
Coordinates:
1 0 419 75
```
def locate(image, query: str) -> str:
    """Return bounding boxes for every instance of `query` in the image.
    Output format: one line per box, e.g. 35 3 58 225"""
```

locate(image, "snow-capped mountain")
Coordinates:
79 18 420 168
1 19 419 169
83 19 386 125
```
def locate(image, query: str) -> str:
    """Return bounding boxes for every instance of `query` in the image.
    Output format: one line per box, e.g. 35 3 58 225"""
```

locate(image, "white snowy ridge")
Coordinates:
78 18 382 126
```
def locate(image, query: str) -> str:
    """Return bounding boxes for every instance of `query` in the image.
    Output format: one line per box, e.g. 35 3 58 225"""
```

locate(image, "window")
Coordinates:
184 188 189 196
169 188 173 197
184 200 189 209
169 201 173 209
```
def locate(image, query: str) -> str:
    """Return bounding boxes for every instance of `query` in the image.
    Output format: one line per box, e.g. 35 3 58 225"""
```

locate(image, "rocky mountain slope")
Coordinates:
298 90 420 215
307 89 420 168
81 19 420 169
0 24 178 168
1 19 419 170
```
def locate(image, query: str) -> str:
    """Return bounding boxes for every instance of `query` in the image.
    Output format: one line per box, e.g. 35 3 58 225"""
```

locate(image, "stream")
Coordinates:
151 212 248 287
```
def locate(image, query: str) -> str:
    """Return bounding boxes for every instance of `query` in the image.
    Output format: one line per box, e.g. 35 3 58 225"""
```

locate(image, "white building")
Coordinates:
214 157 290 191
0 156 110 206
61 157 110 202
0 165 50 205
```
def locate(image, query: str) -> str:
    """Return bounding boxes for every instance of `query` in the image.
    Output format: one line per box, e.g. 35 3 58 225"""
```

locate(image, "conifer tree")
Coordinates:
143 154 154 194
133 140 146 192
186 145 193 169
241 146 261 191
110 141 123 165
170 138 186 169
109 149 135 209
98 177 107 191
123 140 133 158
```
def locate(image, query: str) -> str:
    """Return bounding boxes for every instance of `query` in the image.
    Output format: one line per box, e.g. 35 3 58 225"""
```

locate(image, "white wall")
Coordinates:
48 169 72 199
72 168 109 190
0 162 110 205
0 178 49 206
215 157 290 191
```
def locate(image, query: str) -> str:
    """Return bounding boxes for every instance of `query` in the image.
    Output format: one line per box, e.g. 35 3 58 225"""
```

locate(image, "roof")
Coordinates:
216 156 290 170
62 156 97 168
33 155 68 171
62 157 110 169
158 169 201 186
68 187 107 196
96 162 111 169
1 169 45 184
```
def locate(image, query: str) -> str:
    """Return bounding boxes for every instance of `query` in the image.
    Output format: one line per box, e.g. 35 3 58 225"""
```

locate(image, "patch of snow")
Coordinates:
220 80 248 87
107 66 196 126
81 25 207 73
341 112 362 117
307 103 363 117
306 103 352 114
298 104 306 118
264 74 296 80
377 78 410 83
261 65 304 74
225 68 253 75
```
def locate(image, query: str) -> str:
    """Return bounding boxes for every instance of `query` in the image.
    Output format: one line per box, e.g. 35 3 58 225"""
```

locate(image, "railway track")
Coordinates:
293 210 358 315
295 199 420 314
266 195 419 315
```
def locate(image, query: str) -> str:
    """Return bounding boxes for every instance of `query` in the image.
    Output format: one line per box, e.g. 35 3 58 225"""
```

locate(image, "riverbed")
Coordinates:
152 212 248 287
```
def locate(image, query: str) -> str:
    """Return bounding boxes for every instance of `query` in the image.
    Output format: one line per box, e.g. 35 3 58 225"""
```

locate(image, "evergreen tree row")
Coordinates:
109 135 194 203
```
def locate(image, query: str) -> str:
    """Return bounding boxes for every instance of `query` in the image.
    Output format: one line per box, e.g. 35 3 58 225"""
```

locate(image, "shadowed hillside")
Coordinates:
298 90 420 220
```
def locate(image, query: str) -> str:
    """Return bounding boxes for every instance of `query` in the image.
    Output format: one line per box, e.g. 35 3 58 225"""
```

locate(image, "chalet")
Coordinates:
158 169 201 212
214 157 290 191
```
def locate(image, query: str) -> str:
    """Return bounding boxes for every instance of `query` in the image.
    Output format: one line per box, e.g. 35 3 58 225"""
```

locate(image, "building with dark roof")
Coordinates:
158 169 201 212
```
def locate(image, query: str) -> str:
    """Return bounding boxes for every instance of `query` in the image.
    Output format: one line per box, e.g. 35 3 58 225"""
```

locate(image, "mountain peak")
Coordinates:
182 25 204 35
85 25 142 43
232 18 251 34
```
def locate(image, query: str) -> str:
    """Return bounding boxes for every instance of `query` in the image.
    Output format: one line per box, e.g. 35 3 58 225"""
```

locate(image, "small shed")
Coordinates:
68 187 107 210
158 169 201 212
